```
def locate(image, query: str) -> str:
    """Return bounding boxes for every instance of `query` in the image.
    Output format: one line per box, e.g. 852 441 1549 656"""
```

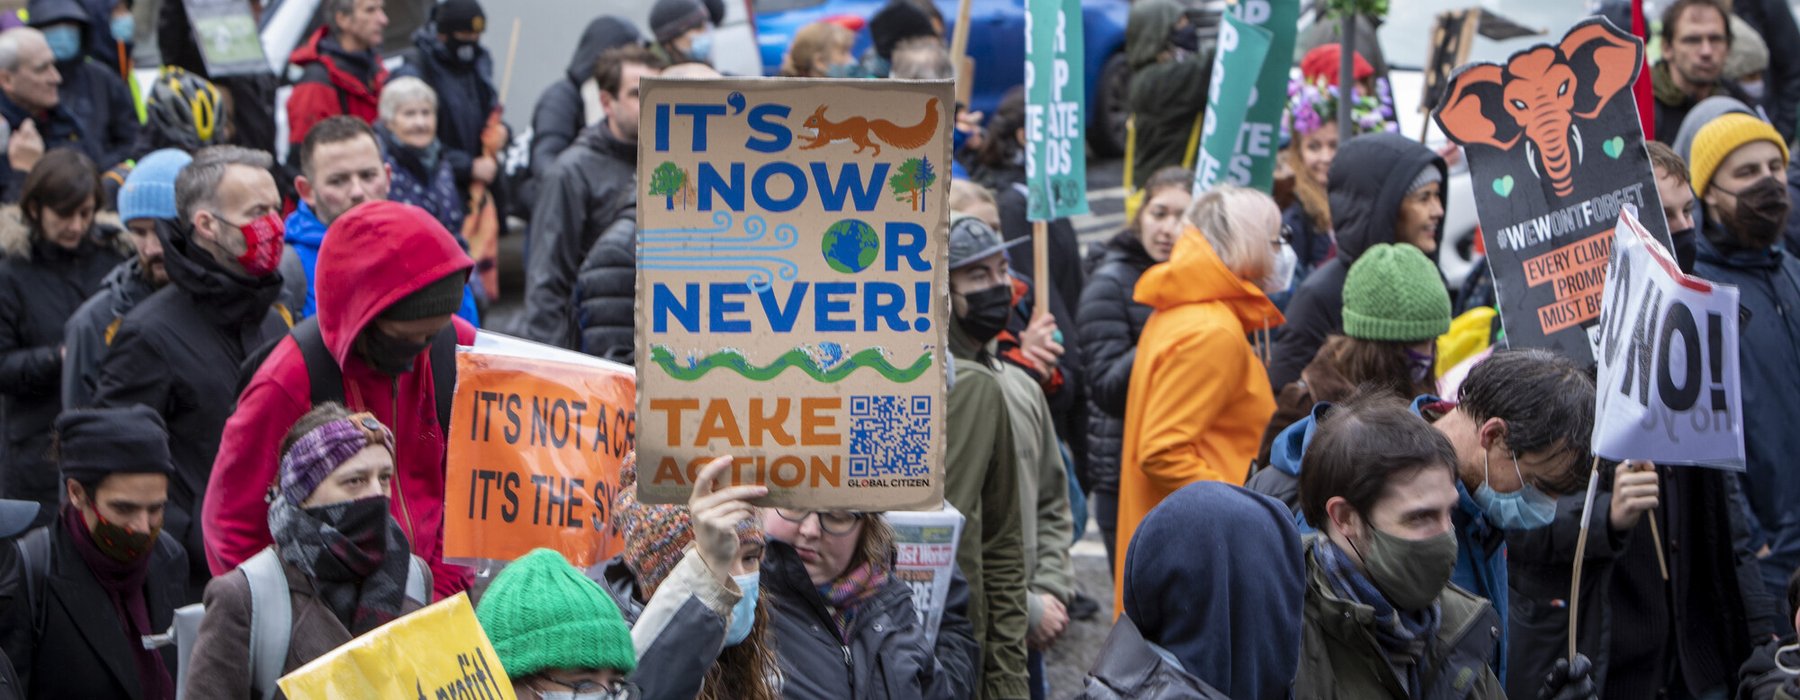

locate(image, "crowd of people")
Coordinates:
0 0 1795 698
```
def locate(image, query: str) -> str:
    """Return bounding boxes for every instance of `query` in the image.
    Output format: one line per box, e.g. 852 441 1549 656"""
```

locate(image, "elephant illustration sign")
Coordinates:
1433 17 1672 364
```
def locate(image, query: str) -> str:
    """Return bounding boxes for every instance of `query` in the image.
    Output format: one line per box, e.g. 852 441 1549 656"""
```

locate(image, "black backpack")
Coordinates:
236 316 458 434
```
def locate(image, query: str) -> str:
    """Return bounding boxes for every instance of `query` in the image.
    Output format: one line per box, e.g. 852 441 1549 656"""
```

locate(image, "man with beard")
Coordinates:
1689 113 1800 604
1654 0 1757 144
91 146 291 601
62 149 189 409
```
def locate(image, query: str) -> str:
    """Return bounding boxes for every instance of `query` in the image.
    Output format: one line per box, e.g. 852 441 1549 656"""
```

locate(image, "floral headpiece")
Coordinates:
1284 76 1395 141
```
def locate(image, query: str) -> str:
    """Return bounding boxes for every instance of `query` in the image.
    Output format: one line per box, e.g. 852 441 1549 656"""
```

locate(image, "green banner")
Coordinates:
1195 13 1272 191
1196 0 1299 192
1025 0 1087 220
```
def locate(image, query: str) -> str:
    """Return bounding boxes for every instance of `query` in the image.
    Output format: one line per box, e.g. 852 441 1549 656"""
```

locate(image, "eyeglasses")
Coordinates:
774 508 863 535
533 675 640 700
1273 224 1293 251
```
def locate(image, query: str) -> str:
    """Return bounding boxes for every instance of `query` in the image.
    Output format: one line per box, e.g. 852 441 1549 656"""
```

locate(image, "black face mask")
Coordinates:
1715 176 1792 249
956 284 1013 344
358 328 430 375
446 38 478 64
1671 228 1697 274
304 496 392 579
1170 24 1199 53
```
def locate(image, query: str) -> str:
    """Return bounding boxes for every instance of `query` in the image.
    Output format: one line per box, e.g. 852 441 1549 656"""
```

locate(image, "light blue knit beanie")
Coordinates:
117 149 193 223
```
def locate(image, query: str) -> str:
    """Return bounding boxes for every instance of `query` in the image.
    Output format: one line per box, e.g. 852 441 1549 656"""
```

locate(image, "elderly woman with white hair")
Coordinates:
1110 184 1294 609
375 77 466 237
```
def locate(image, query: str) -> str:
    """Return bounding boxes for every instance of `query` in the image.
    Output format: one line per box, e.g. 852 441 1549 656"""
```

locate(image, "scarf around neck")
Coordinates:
1313 537 1440 697
817 559 892 644
267 495 411 635
63 506 173 700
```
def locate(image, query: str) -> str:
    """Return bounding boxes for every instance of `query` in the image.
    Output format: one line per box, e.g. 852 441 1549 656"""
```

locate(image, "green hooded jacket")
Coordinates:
1126 0 1212 189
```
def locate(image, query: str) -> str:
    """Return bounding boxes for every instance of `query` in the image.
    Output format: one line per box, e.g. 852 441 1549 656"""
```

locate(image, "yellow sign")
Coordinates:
277 593 517 700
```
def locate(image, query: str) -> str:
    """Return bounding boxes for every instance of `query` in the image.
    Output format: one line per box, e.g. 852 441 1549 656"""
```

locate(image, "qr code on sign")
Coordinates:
849 395 931 478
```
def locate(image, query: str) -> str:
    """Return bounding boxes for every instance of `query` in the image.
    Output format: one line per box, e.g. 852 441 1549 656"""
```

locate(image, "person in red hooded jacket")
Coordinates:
203 200 476 599
285 0 389 169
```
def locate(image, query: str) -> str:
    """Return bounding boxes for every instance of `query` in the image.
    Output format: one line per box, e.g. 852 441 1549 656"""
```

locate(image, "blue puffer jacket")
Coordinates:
1693 224 1800 598
1245 394 1512 681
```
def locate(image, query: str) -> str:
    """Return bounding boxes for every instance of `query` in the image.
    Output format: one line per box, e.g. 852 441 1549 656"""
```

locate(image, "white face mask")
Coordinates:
1259 242 1298 295
1742 79 1767 101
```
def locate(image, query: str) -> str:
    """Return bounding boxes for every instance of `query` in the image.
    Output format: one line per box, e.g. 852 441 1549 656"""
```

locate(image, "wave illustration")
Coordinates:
650 344 934 383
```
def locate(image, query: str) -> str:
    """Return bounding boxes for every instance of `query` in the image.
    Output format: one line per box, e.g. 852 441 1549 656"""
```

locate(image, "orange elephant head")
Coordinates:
1435 20 1642 197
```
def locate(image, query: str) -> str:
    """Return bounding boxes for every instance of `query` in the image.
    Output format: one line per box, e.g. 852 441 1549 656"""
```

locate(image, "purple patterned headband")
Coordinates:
278 413 395 506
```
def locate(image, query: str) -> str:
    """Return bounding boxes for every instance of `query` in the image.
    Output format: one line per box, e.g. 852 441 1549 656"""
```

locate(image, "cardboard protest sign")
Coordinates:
278 593 516 700
1433 17 1670 363
1194 13 1272 192
634 78 951 511
1592 207 1744 469
182 0 270 76
1025 0 1087 220
444 334 635 568
886 502 965 643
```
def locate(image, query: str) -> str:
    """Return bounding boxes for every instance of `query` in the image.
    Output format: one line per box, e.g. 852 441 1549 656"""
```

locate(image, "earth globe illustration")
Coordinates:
821 218 879 273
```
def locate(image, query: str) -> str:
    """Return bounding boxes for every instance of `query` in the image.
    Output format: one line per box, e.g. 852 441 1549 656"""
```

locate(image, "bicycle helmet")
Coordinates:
145 67 228 152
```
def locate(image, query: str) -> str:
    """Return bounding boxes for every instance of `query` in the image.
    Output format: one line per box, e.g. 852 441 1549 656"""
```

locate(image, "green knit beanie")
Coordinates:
475 548 637 679
1341 243 1452 343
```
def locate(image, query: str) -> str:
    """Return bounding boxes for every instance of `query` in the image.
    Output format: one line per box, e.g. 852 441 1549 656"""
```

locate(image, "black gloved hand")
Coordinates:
1538 654 1597 700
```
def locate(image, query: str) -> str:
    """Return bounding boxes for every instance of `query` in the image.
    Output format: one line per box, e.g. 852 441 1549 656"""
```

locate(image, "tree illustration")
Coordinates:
648 161 686 210
889 157 937 212
914 156 937 212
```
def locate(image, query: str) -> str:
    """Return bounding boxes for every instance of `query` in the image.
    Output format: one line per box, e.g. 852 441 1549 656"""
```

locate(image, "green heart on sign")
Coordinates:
1603 136 1624 158
1493 175 1514 197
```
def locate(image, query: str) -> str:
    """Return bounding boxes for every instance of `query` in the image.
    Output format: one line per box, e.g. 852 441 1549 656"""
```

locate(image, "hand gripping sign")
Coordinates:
1432 17 1671 364
634 78 952 511
1592 207 1745 469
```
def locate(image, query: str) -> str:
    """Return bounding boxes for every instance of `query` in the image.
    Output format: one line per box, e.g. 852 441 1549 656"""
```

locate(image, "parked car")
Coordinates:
751 0 1133 156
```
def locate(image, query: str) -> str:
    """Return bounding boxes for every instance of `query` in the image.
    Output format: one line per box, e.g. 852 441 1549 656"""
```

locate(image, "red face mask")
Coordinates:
224 212 285 277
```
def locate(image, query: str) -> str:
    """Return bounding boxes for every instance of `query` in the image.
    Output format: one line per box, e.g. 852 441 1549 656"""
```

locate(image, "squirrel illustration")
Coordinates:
798 97 940 157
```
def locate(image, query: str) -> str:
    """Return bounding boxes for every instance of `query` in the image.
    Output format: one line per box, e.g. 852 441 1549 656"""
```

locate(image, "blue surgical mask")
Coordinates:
110 14 134 43
725 571 759 646
826 62 860 78
43 25 81 63
687 30 714 63
1472 449 1558 530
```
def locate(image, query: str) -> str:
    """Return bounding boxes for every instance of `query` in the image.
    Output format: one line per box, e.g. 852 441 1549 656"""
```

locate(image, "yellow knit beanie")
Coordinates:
1689 113 1789 196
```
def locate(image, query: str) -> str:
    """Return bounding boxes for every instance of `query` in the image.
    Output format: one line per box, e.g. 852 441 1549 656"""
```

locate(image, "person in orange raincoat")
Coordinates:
1112 184 1294 613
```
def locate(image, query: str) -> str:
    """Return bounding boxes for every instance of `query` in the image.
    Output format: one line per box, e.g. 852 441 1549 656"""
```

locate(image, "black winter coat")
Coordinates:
1268 133 1445 389
0 93 94 204
525 125 635 349
91 223 288 599
573 214 637 363
393 28 499 191
0 521 186 700
763 541 980 699
524 17 641 210
0 211 126 515
1081 616 1231 699
1076 231 1154 496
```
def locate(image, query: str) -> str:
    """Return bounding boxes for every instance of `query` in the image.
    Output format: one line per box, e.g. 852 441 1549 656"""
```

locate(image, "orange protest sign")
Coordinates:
444 339 636 568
